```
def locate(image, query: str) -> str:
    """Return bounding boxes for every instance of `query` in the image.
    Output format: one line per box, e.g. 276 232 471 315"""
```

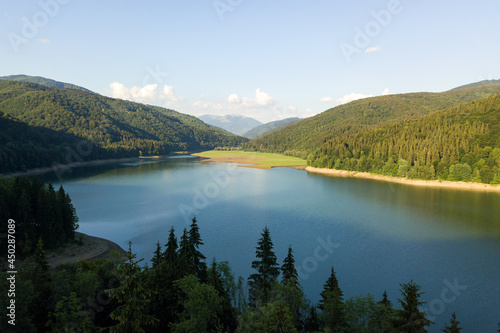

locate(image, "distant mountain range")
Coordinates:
198 114 262 136
242 117 301 139
0 76 247 173
2 74 500 184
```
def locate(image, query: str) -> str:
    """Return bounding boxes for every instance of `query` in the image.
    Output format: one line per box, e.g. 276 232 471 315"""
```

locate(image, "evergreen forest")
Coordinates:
1 179 496 332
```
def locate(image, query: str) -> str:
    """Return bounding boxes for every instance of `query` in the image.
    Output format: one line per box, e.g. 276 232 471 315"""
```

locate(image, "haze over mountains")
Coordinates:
198 114 301 139
1 74 500 184
198 114 263 136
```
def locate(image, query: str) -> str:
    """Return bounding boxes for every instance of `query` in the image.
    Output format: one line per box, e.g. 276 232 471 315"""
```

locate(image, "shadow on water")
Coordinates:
307 173 500 238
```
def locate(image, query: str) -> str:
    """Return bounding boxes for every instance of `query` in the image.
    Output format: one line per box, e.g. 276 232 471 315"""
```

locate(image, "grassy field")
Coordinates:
192 150 306 169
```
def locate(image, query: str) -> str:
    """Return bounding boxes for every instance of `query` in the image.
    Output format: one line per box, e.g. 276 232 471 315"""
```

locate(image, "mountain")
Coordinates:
242 117 301 139
0 80 247 173
199 114 262 136
308 93 500 184
0 74 91 92
450 79 500 91
244 82 500 158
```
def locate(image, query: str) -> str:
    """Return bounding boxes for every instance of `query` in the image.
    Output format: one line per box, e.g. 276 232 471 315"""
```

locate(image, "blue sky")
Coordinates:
1 0 499 122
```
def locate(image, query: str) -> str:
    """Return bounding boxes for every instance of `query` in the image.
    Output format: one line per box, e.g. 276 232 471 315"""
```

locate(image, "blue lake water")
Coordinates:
46 157 500 332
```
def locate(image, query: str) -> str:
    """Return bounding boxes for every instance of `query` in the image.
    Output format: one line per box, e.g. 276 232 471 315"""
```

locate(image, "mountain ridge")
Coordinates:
0 80 247 173
244 82 500 158
198 114 263 136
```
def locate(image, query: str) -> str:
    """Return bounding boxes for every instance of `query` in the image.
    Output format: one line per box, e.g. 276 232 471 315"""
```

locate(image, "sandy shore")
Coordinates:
46 232 127 267
306 166 500 192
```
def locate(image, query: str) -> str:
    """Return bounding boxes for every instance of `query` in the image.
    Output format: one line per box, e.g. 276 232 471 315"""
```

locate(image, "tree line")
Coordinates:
307 94 500 184
0 80 247 173
3 213 497 332
0 176 79 256
244 84 500 159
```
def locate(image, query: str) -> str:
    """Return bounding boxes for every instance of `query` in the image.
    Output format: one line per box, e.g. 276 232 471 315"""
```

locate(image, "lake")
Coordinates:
46 156 500 332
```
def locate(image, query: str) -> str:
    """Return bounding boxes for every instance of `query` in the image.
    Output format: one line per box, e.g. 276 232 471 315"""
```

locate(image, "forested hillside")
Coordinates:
244 83 500 158
0 202 474 332
0 112 125 173
0 80 247 173
0 75 91 92
308 93 500 184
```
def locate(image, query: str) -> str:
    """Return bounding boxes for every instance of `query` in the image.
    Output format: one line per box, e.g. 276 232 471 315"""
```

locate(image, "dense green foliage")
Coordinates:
0 80 247 173
1 210 494 332
307 93 500 184
0 176 78 254
244 83 500 158
0 74 91 92
0 111 124 173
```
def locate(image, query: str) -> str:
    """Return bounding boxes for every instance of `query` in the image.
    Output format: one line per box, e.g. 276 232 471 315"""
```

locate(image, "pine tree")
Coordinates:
304 306 320 332
163 226 178 266
393 280 432 332
318 266 346 331
248 226 280 307
207 259 238 332
34 237 49 271
177 228 194 277
372 290 395 331
107 242 158 333
188 217 207 281
318 266 343 310
281 246 299 287
151 240 162 268
442 312 462 332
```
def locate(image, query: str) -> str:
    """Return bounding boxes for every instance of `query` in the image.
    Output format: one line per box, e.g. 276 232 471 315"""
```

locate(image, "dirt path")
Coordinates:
46 232 127 267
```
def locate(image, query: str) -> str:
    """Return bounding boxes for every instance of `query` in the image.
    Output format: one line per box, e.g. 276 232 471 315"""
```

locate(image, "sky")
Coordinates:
1 0 499 123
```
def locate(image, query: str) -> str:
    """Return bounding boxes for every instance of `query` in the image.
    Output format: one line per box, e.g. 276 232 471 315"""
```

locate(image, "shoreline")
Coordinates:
0 156 167 178
46 232 127 267
306 166 500 192
192 151 307 169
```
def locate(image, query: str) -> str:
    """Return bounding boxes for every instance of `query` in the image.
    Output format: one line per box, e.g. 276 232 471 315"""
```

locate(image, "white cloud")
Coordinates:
382 88 390 95
337 92 374 105
242 88 276 107
227 93 240 104
38 38 50 44
109 82 182 105
162 85 179 102
365 46 381 54
319 96 333 103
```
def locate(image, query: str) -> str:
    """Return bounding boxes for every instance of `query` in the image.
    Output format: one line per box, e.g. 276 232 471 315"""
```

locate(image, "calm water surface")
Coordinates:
46 157 500 332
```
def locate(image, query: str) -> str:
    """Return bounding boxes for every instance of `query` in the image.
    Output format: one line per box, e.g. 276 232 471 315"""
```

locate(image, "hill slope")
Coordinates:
0 74 91 92
244 83 500 158
0 80 247 173
308 93 500 184
199 114 262 136
242 117 301 139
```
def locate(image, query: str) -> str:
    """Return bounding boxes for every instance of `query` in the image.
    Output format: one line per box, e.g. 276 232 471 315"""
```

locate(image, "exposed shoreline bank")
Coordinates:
0 155 171 179
46 232 127 267
306 166 500 192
